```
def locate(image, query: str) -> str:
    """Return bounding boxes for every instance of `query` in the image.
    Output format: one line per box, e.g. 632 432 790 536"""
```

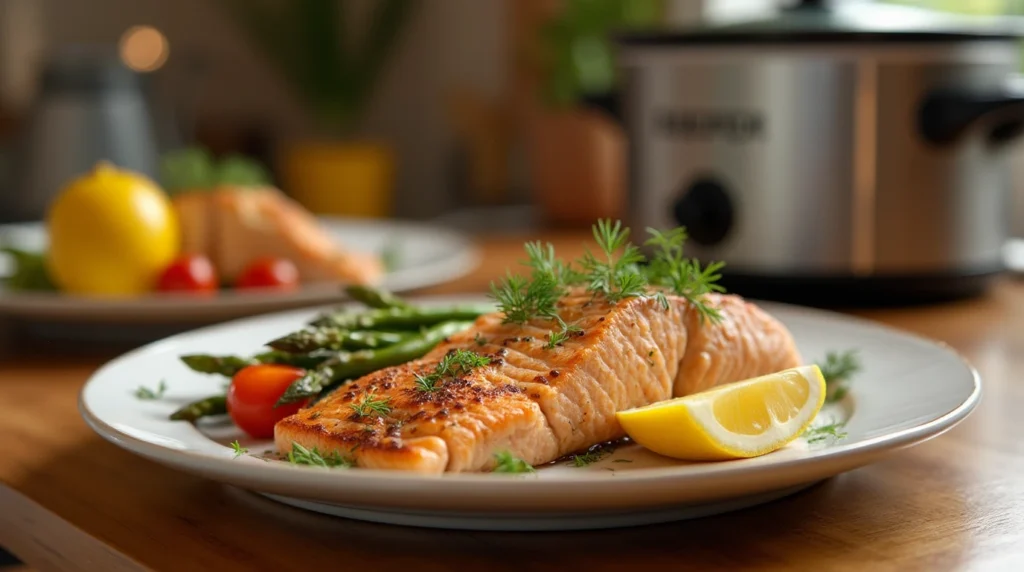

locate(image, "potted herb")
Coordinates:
220 0 415 217
529 0 663 226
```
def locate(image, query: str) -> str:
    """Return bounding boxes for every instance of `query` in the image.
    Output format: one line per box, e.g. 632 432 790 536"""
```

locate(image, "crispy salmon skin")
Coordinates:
274 291 801 474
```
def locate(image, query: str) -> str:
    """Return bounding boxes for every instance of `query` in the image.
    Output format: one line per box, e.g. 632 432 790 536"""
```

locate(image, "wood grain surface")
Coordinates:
1 232 1022 571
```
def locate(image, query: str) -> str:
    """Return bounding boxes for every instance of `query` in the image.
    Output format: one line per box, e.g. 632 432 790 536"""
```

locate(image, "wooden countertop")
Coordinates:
1 232 1023 571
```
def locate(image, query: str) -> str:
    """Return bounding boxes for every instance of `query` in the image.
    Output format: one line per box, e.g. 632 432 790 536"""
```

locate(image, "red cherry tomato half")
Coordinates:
227 364 308 439
235 257 300 291
156 254 218 294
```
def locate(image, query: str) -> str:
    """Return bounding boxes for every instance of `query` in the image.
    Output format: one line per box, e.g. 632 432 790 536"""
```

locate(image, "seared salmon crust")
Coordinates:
274 291 801 474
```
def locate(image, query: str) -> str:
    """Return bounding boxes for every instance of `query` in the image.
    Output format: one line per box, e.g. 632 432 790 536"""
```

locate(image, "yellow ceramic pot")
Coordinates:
278 141 394 218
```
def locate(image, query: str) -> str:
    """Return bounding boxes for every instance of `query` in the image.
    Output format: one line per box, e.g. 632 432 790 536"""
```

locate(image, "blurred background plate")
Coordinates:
0 216 479 331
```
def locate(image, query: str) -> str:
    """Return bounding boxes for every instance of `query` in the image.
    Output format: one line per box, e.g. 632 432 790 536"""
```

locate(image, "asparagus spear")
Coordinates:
310 305 491 330
181 350 336 377
277 320 474 405
170 395 227 422
266 329 409 353
180 354 256 377
254 350 338 369
344 285 411 310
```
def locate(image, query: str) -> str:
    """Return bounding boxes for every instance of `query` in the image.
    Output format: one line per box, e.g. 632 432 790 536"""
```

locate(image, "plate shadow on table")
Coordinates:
217 468 970 570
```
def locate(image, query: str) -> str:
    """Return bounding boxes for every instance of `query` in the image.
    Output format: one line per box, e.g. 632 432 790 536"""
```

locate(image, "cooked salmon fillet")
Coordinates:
274 291 801 474
171 186 383 286
171 191 215 258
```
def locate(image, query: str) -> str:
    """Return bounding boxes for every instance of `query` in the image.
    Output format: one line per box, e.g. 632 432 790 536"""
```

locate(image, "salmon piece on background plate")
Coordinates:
171 186 383 287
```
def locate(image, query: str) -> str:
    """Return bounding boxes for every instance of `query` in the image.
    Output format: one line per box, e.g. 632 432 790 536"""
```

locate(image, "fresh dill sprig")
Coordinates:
230 440 248 458
492 240 581 346
578 219 647 303
570 450 608 467
523 241 573 283
545 317 582 349
644 227 725 324
489 273 532 324
804 421 849 444
489 271 563 325
568 444 616 467
415 349 491 393
134 380 167 400
489 241 573 325
490 219 726 332
493 451 535 473
441 348 492 374
349 392 392 418
819 349 861 402
413 373 441 393
286 442 353 468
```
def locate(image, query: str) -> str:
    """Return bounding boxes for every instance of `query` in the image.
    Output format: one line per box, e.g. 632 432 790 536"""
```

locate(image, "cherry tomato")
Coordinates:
155 254 218 294
227 364 308 439
235 257 300 291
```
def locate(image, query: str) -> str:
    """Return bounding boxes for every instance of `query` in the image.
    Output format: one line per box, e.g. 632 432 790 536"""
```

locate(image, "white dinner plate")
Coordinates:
0 218 479 324
79 295 980 531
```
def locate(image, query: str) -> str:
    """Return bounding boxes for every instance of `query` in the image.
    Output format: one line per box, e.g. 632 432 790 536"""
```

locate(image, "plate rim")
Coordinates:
77 295 982 494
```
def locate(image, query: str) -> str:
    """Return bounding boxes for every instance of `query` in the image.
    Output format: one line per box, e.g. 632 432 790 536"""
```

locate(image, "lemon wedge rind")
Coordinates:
616 365 827 461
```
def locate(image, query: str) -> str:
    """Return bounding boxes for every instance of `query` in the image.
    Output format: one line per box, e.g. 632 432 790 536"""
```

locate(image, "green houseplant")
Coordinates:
538 0 664 109
220 0 416 217
527 0 664 226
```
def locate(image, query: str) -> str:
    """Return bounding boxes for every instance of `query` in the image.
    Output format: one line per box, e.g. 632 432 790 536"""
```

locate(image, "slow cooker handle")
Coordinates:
919 77 1024 146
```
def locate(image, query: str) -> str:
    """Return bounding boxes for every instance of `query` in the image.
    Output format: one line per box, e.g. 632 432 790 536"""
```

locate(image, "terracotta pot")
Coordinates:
277 140 394 218
527 107 626 226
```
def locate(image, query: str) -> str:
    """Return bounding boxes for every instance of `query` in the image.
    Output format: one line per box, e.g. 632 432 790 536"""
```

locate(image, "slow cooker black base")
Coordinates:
717 269 1003 309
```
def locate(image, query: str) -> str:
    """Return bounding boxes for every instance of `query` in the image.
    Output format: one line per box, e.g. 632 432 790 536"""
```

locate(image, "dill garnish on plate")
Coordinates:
286 442 353 468
493 451 535 474
230 440 248 458
819 349 861 402
804 421 849 444
134 380 167 400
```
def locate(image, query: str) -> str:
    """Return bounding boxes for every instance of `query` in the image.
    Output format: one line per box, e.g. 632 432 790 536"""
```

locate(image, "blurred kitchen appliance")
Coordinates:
0 46 160 223
615 0 1024 304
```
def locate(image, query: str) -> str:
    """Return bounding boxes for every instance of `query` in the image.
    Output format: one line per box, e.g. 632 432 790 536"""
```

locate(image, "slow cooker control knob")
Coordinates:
672 178 734 247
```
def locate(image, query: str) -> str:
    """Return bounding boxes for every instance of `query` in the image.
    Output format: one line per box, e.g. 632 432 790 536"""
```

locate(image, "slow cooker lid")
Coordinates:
618 0 1024 45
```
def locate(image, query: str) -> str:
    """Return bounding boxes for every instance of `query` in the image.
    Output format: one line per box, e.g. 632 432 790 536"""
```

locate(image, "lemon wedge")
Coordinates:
616 365 826 461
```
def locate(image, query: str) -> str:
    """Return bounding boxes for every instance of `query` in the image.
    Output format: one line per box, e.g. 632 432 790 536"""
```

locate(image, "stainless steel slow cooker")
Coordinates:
614 0 1024 304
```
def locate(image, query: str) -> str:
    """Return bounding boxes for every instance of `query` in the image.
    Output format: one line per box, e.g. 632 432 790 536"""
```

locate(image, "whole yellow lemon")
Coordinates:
46 162 180 297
